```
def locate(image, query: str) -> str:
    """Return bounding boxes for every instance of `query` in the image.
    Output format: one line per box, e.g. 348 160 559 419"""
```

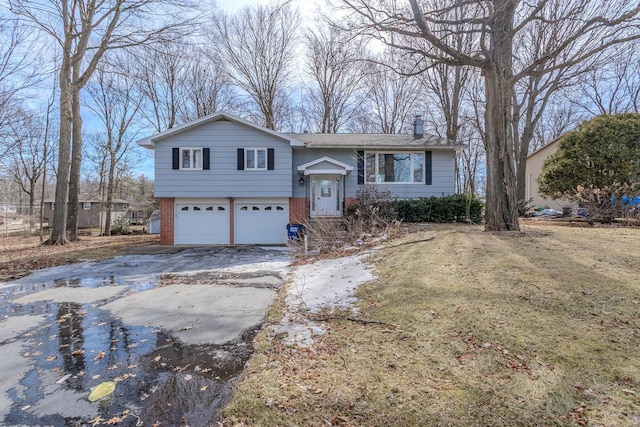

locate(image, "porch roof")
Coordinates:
297 156 354 176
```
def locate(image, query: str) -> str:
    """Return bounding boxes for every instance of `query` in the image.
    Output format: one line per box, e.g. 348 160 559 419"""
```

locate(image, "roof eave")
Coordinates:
304 143 465 150
136 112 305 149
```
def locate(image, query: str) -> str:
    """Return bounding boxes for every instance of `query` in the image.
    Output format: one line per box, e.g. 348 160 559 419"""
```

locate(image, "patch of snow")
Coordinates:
272 251 376 348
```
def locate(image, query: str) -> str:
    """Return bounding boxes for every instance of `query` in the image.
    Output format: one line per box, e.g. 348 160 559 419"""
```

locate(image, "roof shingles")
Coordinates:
285 133 465 150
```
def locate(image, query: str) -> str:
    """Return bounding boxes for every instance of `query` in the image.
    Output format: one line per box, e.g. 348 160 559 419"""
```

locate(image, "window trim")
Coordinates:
244 148 268 171
82 202 91 210
179 147 203 170
364 151 425 184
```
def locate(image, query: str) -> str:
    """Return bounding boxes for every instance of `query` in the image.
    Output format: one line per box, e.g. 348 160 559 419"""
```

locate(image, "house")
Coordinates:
137 112 465 245
525 136 572 211
43 194 130 229
124 201 156 225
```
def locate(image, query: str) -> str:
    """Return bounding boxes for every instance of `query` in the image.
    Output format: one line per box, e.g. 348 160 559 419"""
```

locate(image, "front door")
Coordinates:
311 176 341 216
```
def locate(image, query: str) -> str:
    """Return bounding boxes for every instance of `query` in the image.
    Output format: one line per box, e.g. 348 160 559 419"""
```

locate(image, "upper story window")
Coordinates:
180 148 202 170
81 202 91 210
365 152 424 184
245 148 267 170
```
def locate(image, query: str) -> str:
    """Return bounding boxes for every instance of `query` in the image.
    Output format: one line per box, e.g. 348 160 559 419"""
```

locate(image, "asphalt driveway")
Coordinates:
0 246 289 426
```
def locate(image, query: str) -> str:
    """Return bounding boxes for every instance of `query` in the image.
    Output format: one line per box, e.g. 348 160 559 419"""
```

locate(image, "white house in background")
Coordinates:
525 136 572 210
137 112 465 245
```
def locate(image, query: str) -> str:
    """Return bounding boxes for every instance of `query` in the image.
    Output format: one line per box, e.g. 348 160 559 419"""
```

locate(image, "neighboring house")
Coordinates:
125 201 156 225
43 194 130 229
137 112 465 245
525 136 572 211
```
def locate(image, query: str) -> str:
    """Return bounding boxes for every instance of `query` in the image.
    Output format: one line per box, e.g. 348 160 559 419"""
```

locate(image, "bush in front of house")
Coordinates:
110 215 131 235
345 187 484 225
393 194 484 224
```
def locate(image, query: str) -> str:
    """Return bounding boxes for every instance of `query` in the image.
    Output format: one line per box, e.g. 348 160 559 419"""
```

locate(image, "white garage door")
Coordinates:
175 201 229 244
235 200 289 244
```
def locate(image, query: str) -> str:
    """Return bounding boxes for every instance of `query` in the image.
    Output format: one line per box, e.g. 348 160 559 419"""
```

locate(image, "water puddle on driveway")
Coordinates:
0 249 285 427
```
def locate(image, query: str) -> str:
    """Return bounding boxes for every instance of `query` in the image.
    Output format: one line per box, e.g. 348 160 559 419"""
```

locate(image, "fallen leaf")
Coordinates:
96 351 107 359
200 385 208 392
72 350 84 356
46 355 56 362
20 405 30 411
184 374 192 381
153 355 161 362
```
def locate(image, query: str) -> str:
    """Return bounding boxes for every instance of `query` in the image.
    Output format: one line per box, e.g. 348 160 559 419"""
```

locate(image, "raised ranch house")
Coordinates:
137 112 465 245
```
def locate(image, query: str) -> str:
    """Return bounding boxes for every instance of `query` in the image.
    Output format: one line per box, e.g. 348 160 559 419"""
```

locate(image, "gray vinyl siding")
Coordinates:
154 121 293 198
293 148 456 199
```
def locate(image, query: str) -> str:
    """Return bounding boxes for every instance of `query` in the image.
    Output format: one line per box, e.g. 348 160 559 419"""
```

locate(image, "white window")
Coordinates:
50 202 55 210
245 148 267 170
180 148 203 170
365 152 424 184
82 202 91 210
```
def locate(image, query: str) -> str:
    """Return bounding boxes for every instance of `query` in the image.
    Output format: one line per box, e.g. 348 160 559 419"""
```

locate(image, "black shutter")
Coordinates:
357 151 364 185
172 148 179 170
203 148 210 170
237 148 244 170
267 148 275 170
425 151 432 185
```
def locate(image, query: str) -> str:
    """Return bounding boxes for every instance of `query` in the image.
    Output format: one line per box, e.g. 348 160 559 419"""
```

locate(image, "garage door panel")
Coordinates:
235 201 289 244
175 202 229 244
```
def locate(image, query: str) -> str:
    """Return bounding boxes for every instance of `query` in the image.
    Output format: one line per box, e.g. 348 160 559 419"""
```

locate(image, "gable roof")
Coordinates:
137 112 305 149
527 134 564 159
285 133 465 150
297 156 355 175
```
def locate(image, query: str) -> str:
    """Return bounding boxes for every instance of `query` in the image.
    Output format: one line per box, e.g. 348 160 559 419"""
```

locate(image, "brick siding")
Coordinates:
289 197 309 224
159 197 174 245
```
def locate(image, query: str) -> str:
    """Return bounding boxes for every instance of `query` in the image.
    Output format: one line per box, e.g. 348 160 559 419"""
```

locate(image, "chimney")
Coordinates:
413 114 424 139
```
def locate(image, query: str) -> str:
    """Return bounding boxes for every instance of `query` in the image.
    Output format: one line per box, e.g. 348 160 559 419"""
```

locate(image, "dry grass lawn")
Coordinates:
0 232 159 281
223 223 640 426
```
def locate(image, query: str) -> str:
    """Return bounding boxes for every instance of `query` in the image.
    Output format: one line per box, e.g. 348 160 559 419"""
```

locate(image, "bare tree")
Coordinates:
571 44 640 116
214 3 300 130
335 0 640 231
135 40 189 132
10 0 196 244
303 25 367 133
0 14 40 145
85 60 141 235
179 46 237 122
354 50 423 134
0 107 51 225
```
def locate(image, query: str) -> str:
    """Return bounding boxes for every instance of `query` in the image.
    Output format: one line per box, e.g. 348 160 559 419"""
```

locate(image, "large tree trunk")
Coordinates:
67 79 83 241
483 0 519 231
49 76 72 245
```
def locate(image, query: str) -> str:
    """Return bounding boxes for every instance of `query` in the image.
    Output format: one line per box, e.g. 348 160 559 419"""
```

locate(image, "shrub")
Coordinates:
110 215 131 235
394 194 483 224
345 185 397 228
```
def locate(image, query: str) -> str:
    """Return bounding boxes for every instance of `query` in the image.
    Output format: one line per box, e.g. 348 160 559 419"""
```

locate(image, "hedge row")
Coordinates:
393 194 484 224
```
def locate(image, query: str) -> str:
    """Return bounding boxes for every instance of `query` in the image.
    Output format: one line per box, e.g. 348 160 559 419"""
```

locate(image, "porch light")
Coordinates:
298 177 305 185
